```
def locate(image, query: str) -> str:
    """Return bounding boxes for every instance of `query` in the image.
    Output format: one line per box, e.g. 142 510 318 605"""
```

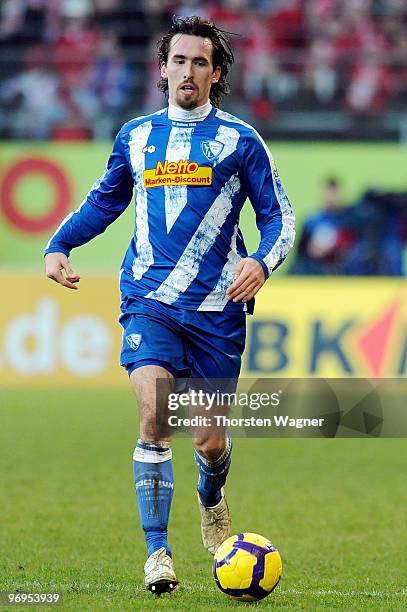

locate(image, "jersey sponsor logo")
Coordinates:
126 333 142 351
201 140 225 162
143 159 212 188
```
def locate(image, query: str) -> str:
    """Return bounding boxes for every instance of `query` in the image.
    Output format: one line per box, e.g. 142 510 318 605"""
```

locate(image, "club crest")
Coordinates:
126 333 142 351
201 140 224 162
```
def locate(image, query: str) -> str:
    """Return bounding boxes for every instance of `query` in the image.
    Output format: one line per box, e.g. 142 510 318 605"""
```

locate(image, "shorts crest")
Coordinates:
126 333 142 351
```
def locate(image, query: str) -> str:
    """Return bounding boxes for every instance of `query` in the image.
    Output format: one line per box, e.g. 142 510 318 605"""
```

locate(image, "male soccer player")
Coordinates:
44 16 295 594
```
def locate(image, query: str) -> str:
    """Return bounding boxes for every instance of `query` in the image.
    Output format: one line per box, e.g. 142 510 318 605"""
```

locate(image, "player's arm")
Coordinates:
227 132 295 303
44 126 134 289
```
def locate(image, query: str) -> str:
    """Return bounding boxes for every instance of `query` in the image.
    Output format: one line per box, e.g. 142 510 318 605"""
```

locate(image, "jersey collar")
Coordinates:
168 100 212 122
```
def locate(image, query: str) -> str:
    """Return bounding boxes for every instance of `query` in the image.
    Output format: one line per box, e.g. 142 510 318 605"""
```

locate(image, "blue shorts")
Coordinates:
119 297 246 391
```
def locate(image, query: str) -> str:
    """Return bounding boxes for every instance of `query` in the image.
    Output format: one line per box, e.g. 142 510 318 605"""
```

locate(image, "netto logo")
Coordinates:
247 299 407 376
156 160 199 175
143 159 212 188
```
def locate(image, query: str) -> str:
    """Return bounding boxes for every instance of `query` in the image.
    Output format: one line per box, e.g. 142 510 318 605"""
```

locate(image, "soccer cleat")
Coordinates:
198 487 231 555
144 547 178 595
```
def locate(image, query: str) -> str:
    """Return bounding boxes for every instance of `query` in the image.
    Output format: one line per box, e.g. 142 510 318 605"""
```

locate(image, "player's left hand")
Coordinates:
226 258 266 303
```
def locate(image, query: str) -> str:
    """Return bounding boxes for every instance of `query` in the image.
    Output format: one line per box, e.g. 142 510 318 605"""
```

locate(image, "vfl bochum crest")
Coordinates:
201 140 224 162
126 333 142 351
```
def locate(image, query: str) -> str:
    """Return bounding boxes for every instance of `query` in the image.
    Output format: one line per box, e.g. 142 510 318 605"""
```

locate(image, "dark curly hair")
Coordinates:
157 16 235 108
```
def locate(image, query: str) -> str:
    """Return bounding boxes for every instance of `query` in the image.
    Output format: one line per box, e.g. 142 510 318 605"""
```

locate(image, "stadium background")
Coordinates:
1 1 406 609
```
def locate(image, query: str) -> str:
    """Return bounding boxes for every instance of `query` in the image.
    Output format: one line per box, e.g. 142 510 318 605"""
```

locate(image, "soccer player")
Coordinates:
44 16 295 594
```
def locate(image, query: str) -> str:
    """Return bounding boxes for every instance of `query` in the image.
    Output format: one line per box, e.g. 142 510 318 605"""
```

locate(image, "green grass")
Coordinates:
0 390 406 610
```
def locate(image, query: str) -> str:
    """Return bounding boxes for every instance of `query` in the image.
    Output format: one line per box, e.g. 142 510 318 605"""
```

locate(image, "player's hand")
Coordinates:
226 258 265 303
45 252 81 290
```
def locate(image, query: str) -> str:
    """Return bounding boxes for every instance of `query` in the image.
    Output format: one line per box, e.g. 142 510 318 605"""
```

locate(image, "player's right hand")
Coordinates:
45 252 81 290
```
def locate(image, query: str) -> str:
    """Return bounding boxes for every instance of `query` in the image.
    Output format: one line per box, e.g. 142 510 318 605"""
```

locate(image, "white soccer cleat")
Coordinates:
144 547 178 595
198 488 231 555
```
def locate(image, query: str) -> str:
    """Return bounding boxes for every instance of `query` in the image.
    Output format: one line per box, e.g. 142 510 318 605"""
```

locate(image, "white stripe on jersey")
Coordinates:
146 173 241 304
254 131 295 272
165 127 194 232
198 223 246 311
129 121 154 280
212 125 240 167
215 108 252 129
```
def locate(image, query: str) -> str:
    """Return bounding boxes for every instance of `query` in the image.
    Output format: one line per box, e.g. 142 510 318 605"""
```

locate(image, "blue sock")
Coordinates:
194 435 232 508
133 439 174 558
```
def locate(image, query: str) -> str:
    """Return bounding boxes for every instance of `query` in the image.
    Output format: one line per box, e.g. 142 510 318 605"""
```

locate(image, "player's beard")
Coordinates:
175 84 200 109
175 93 198 110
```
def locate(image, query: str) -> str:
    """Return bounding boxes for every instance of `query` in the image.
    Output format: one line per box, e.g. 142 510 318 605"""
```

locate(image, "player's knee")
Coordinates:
193 436 226 462
139 405 171 440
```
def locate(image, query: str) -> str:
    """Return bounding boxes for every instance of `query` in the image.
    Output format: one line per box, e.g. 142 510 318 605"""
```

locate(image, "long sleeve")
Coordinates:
240 131 295 279
44 128 134 257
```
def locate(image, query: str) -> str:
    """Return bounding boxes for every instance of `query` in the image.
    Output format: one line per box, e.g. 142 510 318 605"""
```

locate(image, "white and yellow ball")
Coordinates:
213 533 282 601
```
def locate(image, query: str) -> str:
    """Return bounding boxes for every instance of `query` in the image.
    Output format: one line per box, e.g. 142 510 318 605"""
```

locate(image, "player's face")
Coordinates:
161 34 221 109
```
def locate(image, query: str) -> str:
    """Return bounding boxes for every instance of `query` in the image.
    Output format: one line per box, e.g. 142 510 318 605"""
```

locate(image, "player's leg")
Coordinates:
120 301 187 593
186 310 246 554
130 365 174 556
192 415 232 508
193 423 233 555
130 364 178 593
189 310 245 506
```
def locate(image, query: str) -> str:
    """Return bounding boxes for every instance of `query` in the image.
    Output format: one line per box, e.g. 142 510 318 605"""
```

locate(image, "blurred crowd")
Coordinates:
0 0 406 139
290 179 407 276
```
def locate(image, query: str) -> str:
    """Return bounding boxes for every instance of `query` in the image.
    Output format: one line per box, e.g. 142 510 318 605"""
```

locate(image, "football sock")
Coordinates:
194 435 232 508
133 439 174 558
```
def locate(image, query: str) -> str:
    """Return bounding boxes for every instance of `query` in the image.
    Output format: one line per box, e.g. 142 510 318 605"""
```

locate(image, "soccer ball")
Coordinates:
213 533 282 601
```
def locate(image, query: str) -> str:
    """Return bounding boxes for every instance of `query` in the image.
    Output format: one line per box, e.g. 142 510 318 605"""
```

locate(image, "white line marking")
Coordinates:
13 581 406 598
281 588 406 597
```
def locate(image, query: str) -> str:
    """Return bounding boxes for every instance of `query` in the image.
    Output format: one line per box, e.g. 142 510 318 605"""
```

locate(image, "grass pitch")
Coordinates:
0 390 406 610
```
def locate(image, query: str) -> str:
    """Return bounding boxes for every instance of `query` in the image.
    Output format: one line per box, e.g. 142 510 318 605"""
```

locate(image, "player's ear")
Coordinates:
212 66 221 83
161 64 168 79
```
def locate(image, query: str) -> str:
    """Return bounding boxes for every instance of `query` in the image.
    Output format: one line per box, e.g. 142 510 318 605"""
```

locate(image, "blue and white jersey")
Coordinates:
45 106 295 313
